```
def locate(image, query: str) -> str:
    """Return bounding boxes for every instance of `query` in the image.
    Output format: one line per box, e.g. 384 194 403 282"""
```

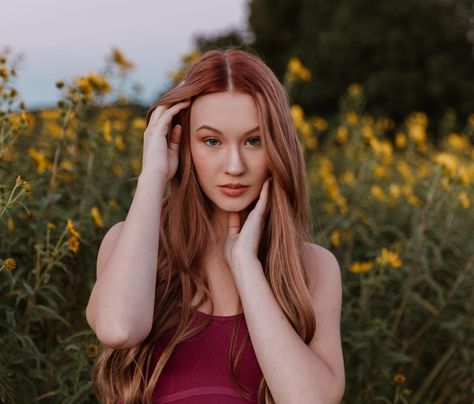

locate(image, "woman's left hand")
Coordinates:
224 177 271 270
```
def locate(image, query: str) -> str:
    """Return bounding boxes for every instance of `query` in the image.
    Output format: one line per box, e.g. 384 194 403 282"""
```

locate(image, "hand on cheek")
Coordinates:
224 177 272 269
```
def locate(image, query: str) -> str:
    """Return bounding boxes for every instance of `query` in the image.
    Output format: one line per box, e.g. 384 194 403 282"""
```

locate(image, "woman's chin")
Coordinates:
213 199 252 214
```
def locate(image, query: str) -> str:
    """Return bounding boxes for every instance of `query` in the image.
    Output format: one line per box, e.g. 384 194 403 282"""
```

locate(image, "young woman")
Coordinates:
86 48 345 404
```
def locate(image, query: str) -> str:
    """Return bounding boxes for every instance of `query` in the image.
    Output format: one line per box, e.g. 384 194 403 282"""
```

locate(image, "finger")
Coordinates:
150 100 189 127
149 105 166 126
168 124 182 152
255 178 271 212
227 212 241 237
160 101 191 126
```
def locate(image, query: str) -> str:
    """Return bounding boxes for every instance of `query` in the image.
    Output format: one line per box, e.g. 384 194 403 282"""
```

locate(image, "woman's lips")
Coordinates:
218 186 249 196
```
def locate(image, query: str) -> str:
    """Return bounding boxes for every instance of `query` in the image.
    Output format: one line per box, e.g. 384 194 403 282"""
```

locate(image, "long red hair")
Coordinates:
91 47 316 404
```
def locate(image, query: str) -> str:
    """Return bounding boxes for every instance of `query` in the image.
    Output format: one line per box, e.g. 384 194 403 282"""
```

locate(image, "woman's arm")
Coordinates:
232 250 345 404
86 172 167 349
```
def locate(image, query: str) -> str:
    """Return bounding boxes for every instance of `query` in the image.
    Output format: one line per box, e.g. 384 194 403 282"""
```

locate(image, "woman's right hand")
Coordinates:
141 101 191 182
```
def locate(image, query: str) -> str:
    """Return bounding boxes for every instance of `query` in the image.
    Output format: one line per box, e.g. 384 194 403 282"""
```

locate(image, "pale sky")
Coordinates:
1 0 250 109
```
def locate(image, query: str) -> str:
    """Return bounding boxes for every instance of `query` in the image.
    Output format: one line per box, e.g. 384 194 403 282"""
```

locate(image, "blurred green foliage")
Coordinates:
1 47 473 403
196 0 474 141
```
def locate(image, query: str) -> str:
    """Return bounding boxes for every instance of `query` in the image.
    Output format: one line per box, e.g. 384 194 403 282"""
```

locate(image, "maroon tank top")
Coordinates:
117 311 263 403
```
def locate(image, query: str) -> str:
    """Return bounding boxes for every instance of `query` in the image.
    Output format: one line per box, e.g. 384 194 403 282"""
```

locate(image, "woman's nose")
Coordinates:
224 146 246 175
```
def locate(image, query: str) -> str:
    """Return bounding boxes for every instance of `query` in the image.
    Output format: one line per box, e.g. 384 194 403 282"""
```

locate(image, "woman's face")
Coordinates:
189 91 270 214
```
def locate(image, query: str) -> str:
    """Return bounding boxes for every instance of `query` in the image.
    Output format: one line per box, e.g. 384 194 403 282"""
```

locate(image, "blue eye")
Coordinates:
247 137 262 146
203 137 262 147
203 138 220 146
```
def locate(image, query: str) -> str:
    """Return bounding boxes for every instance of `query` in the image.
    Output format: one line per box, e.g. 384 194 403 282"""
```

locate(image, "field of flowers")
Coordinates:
1 48 473 403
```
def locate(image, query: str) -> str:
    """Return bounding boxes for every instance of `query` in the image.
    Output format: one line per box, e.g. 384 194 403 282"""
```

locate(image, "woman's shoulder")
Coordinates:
302 242 340 295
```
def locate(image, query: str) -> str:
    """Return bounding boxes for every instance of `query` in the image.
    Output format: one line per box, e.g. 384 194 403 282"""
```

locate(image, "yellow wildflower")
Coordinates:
68 237 80 254
350 261 373 273
445 133 470 151
370 138 393 162
0 65 8 80
340 171 355 186
109 199 119 209
406 194 420 207
331 229 351 245
468 113 474 127
21 179 32 195
47 222 56 230
112 120 126 132
111 47 135 71
400 185 420 206
388 183 402 200
374 164 391 179
417 164 431 179
85 342 100 358
458 166 470 186
406 112 427 145
290 105 304 127
397 161 415 184
433 152 459 178
112 164 123 177
441 176 450 190
337 126 348 144
371 185 387 202
311 116 328 131
76 72 111 99
40 109 61 121
60 160 74 171
336 196 349 215
91 207 104 227
393 374 406 384
376 248 402 268
347 83 363 96
300 121 312 138
132 117 146 131
395 132 407 149
331 230 342 247
114 135 125 151
7 217 15 231
305 137 318 150
346 112 359 126
3 258 16 270
28 147 51 173
362 125 374 140
2 146 14 162
66 219 80 239
132 158 141 175
287 57 312 81
458 192 470 209
103 120 113 143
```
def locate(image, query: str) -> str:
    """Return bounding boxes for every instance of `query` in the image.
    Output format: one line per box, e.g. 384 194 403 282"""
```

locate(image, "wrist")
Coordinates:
138 171 168 193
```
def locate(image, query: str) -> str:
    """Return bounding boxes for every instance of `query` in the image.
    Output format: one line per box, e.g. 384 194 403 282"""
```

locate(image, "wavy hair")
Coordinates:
91 47 316 404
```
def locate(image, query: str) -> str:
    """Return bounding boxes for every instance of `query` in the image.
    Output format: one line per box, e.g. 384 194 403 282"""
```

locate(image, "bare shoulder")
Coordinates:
303 242 346 400
96 221 125 279
302 242 341 294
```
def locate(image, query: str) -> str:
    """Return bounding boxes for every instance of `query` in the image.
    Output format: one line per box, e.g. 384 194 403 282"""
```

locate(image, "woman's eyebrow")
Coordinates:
196 125 260 136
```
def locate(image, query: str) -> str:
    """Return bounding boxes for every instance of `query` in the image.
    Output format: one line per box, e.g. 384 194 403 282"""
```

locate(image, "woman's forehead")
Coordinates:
190 92 259 129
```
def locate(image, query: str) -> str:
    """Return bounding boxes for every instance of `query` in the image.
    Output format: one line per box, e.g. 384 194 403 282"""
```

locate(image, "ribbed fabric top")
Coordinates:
147 310 263 403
